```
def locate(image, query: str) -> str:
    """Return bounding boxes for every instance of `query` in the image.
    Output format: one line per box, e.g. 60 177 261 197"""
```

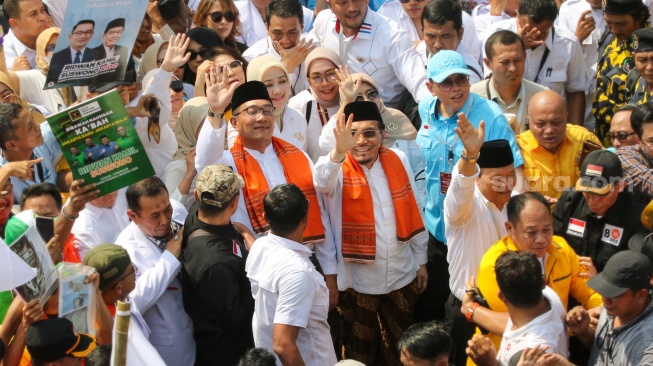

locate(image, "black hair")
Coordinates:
72 19 95 33
631 102 653 139
20 183 63 211
506 192 550 226
86 344 112 366
99 135 109 140
197 193 237 217
265 0 304 27
485 30 525 61
0 103 24 150
263 184 308 237
3 0 38 21
616 103 638 114
421 0 462 32
126 177 169 213
237 348 276 366
396 321 452 361
495 251 544 308
518 0 558 23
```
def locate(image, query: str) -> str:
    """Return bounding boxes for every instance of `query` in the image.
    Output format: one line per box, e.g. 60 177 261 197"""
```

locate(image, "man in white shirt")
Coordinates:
236 0 314 46
483 0 588 125
443 114 517 365
242 0 314 96
466 251 568 366
117 176 195 366
309 0 430 108
246 184 337 366
3 0 48 70
314 101 428 364
471 0 517 38
49 19 99 80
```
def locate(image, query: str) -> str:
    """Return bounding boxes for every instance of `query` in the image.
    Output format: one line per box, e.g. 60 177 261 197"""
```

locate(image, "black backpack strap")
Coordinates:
305 100 313 125
625 68 641 95
467 65 483 81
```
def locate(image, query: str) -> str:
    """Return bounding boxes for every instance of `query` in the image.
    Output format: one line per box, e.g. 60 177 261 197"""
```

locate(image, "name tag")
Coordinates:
601 224 624 246
567 218 586 237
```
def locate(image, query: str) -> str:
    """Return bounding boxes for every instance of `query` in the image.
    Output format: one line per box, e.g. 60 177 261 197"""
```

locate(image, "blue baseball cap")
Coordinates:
427 50 470 83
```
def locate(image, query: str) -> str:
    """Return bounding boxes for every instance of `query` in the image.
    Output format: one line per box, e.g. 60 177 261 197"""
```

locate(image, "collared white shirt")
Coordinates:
483 19 588 97
242 36 310 97
246 234 337 366
71 189 130 260
415 41 484 84
377 0 482 65
103 46 115 58
444 165 514 301
3 29 37 70
471 3 513 39
227 106 308 152
497 287 569 365
194 121 338 275
235 0 315 46
308 8 430 108
288 90 340 162
313 151 428 294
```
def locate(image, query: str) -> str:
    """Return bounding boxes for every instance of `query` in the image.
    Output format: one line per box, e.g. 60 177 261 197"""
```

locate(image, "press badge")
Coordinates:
601 224 624 246
440 172 452 194
567 218 586 237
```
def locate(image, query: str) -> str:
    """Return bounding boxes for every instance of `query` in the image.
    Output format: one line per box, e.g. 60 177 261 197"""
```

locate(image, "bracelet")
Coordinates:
60 206 79 221
460 151 480 164
207 108 223 119
465 302 481 323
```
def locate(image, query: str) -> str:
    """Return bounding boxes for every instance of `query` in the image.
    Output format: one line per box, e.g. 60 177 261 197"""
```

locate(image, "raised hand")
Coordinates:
489 0 508 16
455 113 485 158
518 26 544 50
335 65 362 105
65 179 99 217
330 113 361 163
575 10 596 43
161 33 191 73
205 65 239 126
276 38 315 72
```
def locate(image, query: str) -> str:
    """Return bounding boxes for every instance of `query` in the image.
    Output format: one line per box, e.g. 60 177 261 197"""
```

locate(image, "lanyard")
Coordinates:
430 98 474 171
316 102 330 126
533 26 554 84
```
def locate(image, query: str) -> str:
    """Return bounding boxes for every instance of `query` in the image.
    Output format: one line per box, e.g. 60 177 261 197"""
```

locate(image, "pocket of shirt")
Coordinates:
524 167 543 192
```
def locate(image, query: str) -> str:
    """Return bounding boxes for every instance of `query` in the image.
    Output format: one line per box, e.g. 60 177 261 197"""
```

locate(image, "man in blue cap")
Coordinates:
415 49 524 322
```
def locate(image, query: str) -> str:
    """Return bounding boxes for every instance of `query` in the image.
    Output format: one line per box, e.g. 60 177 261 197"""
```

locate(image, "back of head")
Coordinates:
20 183 63 211
397 321 452 362
495 251 544 308
263 184 308 237
0 103 24 150
485 30 525 61
631 102 653 140
518 0 558 23
506 192 550 226
237 348 276 366
266 0 304 26
83 244 132 291
421 0 462 31
85 344 112 366
126 177 168 213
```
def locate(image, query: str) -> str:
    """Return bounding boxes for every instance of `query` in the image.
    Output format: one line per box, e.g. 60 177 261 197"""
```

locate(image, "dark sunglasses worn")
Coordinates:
608 131 636 142
170 80 184 93
398 0 426 3
187 48 212 61
209 11 238 23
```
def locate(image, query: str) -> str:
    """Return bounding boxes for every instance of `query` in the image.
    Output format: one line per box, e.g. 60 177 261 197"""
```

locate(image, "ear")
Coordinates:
380 130 386 145
193 189 199 203
230 116 238 131
126 209 137 222
8 18 19 30
497 290 506 302
4 140 19 152
616 180 626 193
504 221 512 232
426 80 435 96
263 212 268 224
458 27 465 42
483 57 491 69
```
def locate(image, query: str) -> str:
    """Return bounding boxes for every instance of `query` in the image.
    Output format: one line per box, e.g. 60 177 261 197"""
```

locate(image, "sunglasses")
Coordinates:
431 74 470 92
209 10 238 23
351 129 381 139
187 48 212 61
355 89 381 102
170 80 184 93
608 131 635 142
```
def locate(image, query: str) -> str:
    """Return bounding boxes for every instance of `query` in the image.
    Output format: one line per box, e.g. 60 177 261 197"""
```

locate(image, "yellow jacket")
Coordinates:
517 125 602 200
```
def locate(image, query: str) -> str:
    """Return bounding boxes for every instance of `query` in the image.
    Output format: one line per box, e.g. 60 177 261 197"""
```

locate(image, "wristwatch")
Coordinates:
207 108 223 119
465 302 481 323
461 151 480 164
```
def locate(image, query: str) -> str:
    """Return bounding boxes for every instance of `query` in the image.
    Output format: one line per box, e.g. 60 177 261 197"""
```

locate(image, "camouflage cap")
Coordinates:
83 244 131 291
196 164 244 208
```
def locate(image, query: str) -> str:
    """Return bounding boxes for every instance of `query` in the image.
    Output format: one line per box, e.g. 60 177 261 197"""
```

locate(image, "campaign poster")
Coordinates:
43 0 148 89
46 90 156 196
10 225 58 306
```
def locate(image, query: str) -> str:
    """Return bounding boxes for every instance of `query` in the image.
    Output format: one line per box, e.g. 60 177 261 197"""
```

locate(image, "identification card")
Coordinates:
601 224 624 246
440 172 452 194
567 218 586 237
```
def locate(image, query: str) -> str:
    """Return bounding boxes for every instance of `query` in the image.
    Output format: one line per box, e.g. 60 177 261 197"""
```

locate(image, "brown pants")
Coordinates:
338 280 419 366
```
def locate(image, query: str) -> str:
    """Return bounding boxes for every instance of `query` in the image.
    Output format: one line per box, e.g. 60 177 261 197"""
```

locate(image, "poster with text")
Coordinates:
44 0 148 89
10 225 58 306
47 90 155 196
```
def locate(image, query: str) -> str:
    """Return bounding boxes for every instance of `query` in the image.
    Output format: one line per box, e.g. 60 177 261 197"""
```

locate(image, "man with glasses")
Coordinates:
195 79 339 310
314 101 427 364
608 104 640 150
416 49 523 323
49 19 99 81
92 18 134 84
617 102 653 203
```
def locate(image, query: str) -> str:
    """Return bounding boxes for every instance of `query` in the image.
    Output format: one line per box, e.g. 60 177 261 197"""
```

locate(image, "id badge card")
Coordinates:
440 172 452 194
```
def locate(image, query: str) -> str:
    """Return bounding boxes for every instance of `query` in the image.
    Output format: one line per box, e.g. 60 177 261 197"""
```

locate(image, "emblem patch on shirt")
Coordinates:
622 57 634 73
567 218 586 237
601 224 623 246
295 132 304 141
233 241 242 257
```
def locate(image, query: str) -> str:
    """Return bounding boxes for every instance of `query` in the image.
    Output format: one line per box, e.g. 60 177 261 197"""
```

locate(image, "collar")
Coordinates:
609 296 653 335
266 36 281 57
7 29 33 56
243 141 275 157
432 93 473 122
333 9 374 40
502 235 561 267
488 78 526 108
267 233 312 255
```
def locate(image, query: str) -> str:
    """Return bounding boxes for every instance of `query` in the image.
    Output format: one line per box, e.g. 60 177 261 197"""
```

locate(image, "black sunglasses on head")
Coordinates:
209 11 238 23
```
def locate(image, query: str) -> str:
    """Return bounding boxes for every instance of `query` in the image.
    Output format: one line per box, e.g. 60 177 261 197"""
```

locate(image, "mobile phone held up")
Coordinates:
35 216 56 243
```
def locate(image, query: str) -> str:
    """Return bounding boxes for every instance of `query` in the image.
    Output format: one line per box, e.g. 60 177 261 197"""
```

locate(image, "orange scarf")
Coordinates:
231 136 325 244
342 147 425 263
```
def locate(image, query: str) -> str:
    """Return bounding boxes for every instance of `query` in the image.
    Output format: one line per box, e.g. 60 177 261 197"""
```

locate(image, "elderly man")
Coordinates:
608 104 640 149
553 150 647 274
517 90 602 202
625 28 653 104
567 251 653 365
471 30 548 134
461 192 603 353
314 101 427 364
417 49 523 322
617 102 653 203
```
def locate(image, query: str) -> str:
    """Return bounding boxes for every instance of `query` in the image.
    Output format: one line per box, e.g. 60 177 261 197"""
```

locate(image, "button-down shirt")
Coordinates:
471 3 512 39
288 90 340 162
309 8 430 107
246 234 337 366
617 144 653 203
3 29 37 70
313 150 428 294
417 92 524 242
194 121 338 275
444 165 515 300
415 42 484 85
235 0 314 46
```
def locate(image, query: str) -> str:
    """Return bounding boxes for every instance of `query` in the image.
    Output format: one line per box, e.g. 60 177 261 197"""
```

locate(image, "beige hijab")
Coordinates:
173 97 208 161
351 73 417 146
305 47 342 108
36 27 60 73
138 41 167 87
246 55 289 129
0 72 46 123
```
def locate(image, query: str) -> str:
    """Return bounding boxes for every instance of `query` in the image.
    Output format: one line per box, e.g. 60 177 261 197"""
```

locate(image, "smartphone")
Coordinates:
35 216 56 243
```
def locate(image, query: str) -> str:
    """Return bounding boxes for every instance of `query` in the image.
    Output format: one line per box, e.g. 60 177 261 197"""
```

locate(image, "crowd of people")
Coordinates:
0 0 653 364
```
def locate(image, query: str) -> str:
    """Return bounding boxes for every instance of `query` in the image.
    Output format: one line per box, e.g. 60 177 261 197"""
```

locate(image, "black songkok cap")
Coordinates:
633 28 653 53
602 0 642 15
477 139 514 168
231 81 272 112
344 101 383 123
104 18 125 33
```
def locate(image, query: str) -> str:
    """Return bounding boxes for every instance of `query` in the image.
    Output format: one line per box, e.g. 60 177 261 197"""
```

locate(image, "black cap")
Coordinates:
633 28 653 53
602 0 642 14
587 251 653 298
104 18 125 33
26 318 97 362
231 81 272 112
88 80 131 93
575 150 622 196
477 139 514 168
344 101 383 124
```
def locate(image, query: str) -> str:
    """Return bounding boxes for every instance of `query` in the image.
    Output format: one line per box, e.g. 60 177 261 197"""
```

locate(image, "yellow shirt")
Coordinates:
517 125 602 200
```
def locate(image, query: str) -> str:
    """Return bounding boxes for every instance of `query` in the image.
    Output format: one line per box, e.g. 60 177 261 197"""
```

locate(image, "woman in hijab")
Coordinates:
193 0 247 53
164 97 208 209
288 47 343 162
138 42 193 98
183 27 223 85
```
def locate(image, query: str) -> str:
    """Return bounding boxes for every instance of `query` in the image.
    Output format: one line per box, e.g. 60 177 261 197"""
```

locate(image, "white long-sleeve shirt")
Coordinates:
313 151 427 294
194 121 338 275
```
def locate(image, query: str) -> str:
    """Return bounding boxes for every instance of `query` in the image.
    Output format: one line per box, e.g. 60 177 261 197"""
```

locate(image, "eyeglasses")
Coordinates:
308 70 338 86
222 60 243 71
170 80 184 93
356 89 381 102
398 0 426 3
0 89 15 103
187 47 212 61
72 30 94 36
209 10 238 23
111 263 136 289
106 29 124 36
45 44 56 53
234 105 275 117
351 129 382 139
608 131 636 142
431 74 470 91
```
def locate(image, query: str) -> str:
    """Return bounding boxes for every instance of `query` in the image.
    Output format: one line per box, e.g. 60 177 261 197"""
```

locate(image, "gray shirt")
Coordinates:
589 296 653 365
